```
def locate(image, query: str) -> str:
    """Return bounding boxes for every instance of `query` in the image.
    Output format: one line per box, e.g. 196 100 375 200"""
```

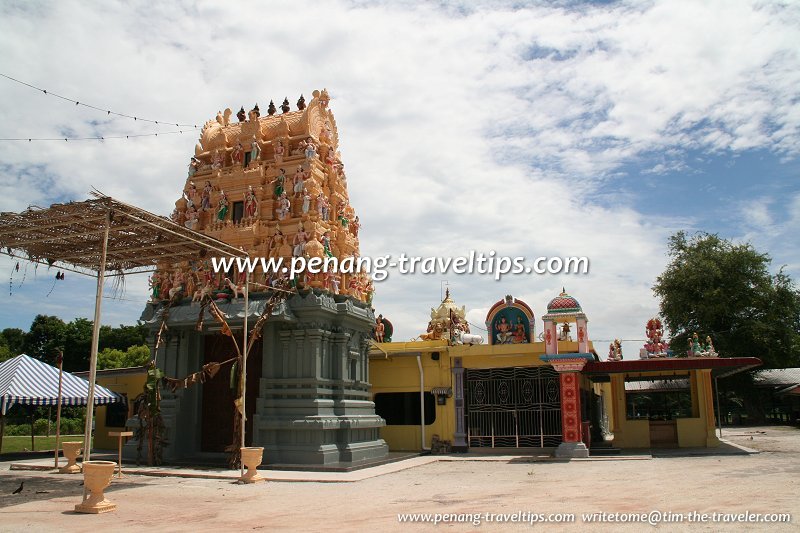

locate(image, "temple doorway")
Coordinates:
465 366 562 448
200 333 262 453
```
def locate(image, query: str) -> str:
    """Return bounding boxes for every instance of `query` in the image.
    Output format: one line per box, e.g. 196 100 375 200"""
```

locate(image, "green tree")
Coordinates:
98 344 151 370
653 232 800 369
0 344 12 363
63 318 93 371
100 323 148 351
1 328 26 355
23 315 66 365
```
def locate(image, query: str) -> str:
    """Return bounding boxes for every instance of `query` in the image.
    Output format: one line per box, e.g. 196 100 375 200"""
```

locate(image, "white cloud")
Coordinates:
0 0 797 344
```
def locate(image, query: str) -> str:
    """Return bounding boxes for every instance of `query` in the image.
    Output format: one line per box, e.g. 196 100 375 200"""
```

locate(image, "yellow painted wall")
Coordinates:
370 340 591 451
92 370 146 449
611 368 720 449
370 346 454 451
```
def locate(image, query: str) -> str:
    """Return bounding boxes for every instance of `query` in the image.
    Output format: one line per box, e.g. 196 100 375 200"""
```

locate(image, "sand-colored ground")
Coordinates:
0 426 798 532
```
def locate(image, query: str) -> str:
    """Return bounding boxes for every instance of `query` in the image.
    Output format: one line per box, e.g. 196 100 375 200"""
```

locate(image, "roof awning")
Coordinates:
0 193 246 275
584 357 762 379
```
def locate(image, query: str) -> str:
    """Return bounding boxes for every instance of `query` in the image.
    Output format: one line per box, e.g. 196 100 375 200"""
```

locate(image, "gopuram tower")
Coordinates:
140 90 387 465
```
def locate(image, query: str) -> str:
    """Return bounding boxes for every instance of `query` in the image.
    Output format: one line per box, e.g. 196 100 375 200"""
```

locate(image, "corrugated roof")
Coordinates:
753 368 800 387
625 379 690 392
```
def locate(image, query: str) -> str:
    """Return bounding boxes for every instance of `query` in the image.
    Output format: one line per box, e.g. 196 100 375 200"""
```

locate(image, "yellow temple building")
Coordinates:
369 290 761 457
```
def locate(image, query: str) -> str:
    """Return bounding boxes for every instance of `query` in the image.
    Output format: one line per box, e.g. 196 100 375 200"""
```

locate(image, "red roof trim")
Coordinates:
584 357 762 374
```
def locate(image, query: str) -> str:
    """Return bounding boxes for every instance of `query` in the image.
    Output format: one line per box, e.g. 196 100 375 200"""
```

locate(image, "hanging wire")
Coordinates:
0 129 192 142
0 72 199 128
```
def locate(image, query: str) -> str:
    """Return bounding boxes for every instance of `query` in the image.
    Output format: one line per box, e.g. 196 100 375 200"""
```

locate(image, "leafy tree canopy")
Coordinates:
97 345 151 370
14 315 150 371
653 231 800 369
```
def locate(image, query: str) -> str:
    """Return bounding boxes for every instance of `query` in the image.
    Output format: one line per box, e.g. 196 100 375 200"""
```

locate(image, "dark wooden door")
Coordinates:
201 334 262 452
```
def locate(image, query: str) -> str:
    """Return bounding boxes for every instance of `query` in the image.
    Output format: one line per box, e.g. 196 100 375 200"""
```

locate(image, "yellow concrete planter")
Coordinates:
239 447 265 483
74 460 117 514
59 441 82 474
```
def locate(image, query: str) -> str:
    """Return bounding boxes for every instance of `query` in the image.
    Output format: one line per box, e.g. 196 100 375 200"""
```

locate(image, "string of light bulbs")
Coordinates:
0 72 199 128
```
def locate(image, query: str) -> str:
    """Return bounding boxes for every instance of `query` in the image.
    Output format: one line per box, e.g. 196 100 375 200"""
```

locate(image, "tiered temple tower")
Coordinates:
161 89 370 301
139 90 387 466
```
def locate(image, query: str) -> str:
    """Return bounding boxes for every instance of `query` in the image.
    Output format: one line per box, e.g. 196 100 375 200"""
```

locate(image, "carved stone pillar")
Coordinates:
452 357 467 451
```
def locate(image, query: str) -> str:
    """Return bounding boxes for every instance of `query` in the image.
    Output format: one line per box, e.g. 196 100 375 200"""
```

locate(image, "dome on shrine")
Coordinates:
546 289 582 314
430 288 466 323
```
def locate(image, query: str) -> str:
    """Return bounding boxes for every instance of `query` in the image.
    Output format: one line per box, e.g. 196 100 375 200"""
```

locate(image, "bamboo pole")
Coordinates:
54 350 64 468
240 276 249 477
82 209 110 497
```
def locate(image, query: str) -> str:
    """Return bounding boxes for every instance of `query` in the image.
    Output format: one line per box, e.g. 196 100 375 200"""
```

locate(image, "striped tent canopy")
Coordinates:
0 354 122 415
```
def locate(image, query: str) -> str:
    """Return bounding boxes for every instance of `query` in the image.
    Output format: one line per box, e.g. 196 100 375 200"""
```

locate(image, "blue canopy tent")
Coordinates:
0 354 123 453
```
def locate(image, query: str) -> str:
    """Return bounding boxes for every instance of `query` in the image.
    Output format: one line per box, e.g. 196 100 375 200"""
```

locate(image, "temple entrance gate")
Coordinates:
465 366 562 448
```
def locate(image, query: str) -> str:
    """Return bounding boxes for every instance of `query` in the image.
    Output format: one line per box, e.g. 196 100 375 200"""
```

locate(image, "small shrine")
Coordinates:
419 289 481 345
542 289 590 355
485 294 534 345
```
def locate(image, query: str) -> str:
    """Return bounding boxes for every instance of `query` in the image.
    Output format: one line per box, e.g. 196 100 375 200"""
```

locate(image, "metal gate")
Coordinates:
466 366 562 448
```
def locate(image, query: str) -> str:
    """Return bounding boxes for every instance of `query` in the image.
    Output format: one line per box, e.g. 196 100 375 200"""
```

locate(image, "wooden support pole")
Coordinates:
54 350 64 468
83 209 110 474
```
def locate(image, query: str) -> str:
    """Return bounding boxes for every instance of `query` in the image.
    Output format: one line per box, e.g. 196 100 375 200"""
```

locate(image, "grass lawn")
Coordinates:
0 435 85 454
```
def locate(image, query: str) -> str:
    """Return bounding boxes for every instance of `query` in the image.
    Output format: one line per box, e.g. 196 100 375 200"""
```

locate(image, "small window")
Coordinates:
374 392 436 425
105 395 129 428
232 201 244 224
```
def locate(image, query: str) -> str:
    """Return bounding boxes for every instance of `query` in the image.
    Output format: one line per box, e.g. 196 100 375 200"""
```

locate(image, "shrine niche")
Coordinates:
485 295 535 345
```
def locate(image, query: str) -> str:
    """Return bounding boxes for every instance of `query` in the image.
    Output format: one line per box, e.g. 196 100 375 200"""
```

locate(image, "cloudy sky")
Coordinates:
0 0 798 357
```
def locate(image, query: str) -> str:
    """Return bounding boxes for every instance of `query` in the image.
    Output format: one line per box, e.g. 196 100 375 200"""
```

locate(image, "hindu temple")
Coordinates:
369 289 761 456
134 90 387 465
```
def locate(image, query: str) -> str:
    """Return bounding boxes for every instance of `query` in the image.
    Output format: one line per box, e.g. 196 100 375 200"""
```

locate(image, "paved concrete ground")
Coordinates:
0 426 798 532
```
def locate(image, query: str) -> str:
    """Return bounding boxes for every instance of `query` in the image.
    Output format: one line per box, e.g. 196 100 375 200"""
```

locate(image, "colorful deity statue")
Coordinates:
351 216 360 238
643 317 670 358
558 322 572 341
244 186 258 218
495 316 512 344
188 156 200 177
201 181 213 211
211 149 223 170
321 231 333 258
292 223 308 257
217 190 229 221
608 339 623 361
184 205 199 230
293 166 305 197
374 315 386 343
273 168 286 197
302 188 311 214
274 139 284 163
277 193 291 221
304 137 317 160
232 142 244 166
249 136 261 165
149 272 161 301
316 193 329 220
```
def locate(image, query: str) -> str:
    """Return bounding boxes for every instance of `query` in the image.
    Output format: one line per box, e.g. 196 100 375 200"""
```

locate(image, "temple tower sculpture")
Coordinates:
140 90 387 465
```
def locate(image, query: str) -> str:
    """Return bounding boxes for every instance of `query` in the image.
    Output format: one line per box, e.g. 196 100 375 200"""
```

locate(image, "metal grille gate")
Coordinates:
466 366 562 448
